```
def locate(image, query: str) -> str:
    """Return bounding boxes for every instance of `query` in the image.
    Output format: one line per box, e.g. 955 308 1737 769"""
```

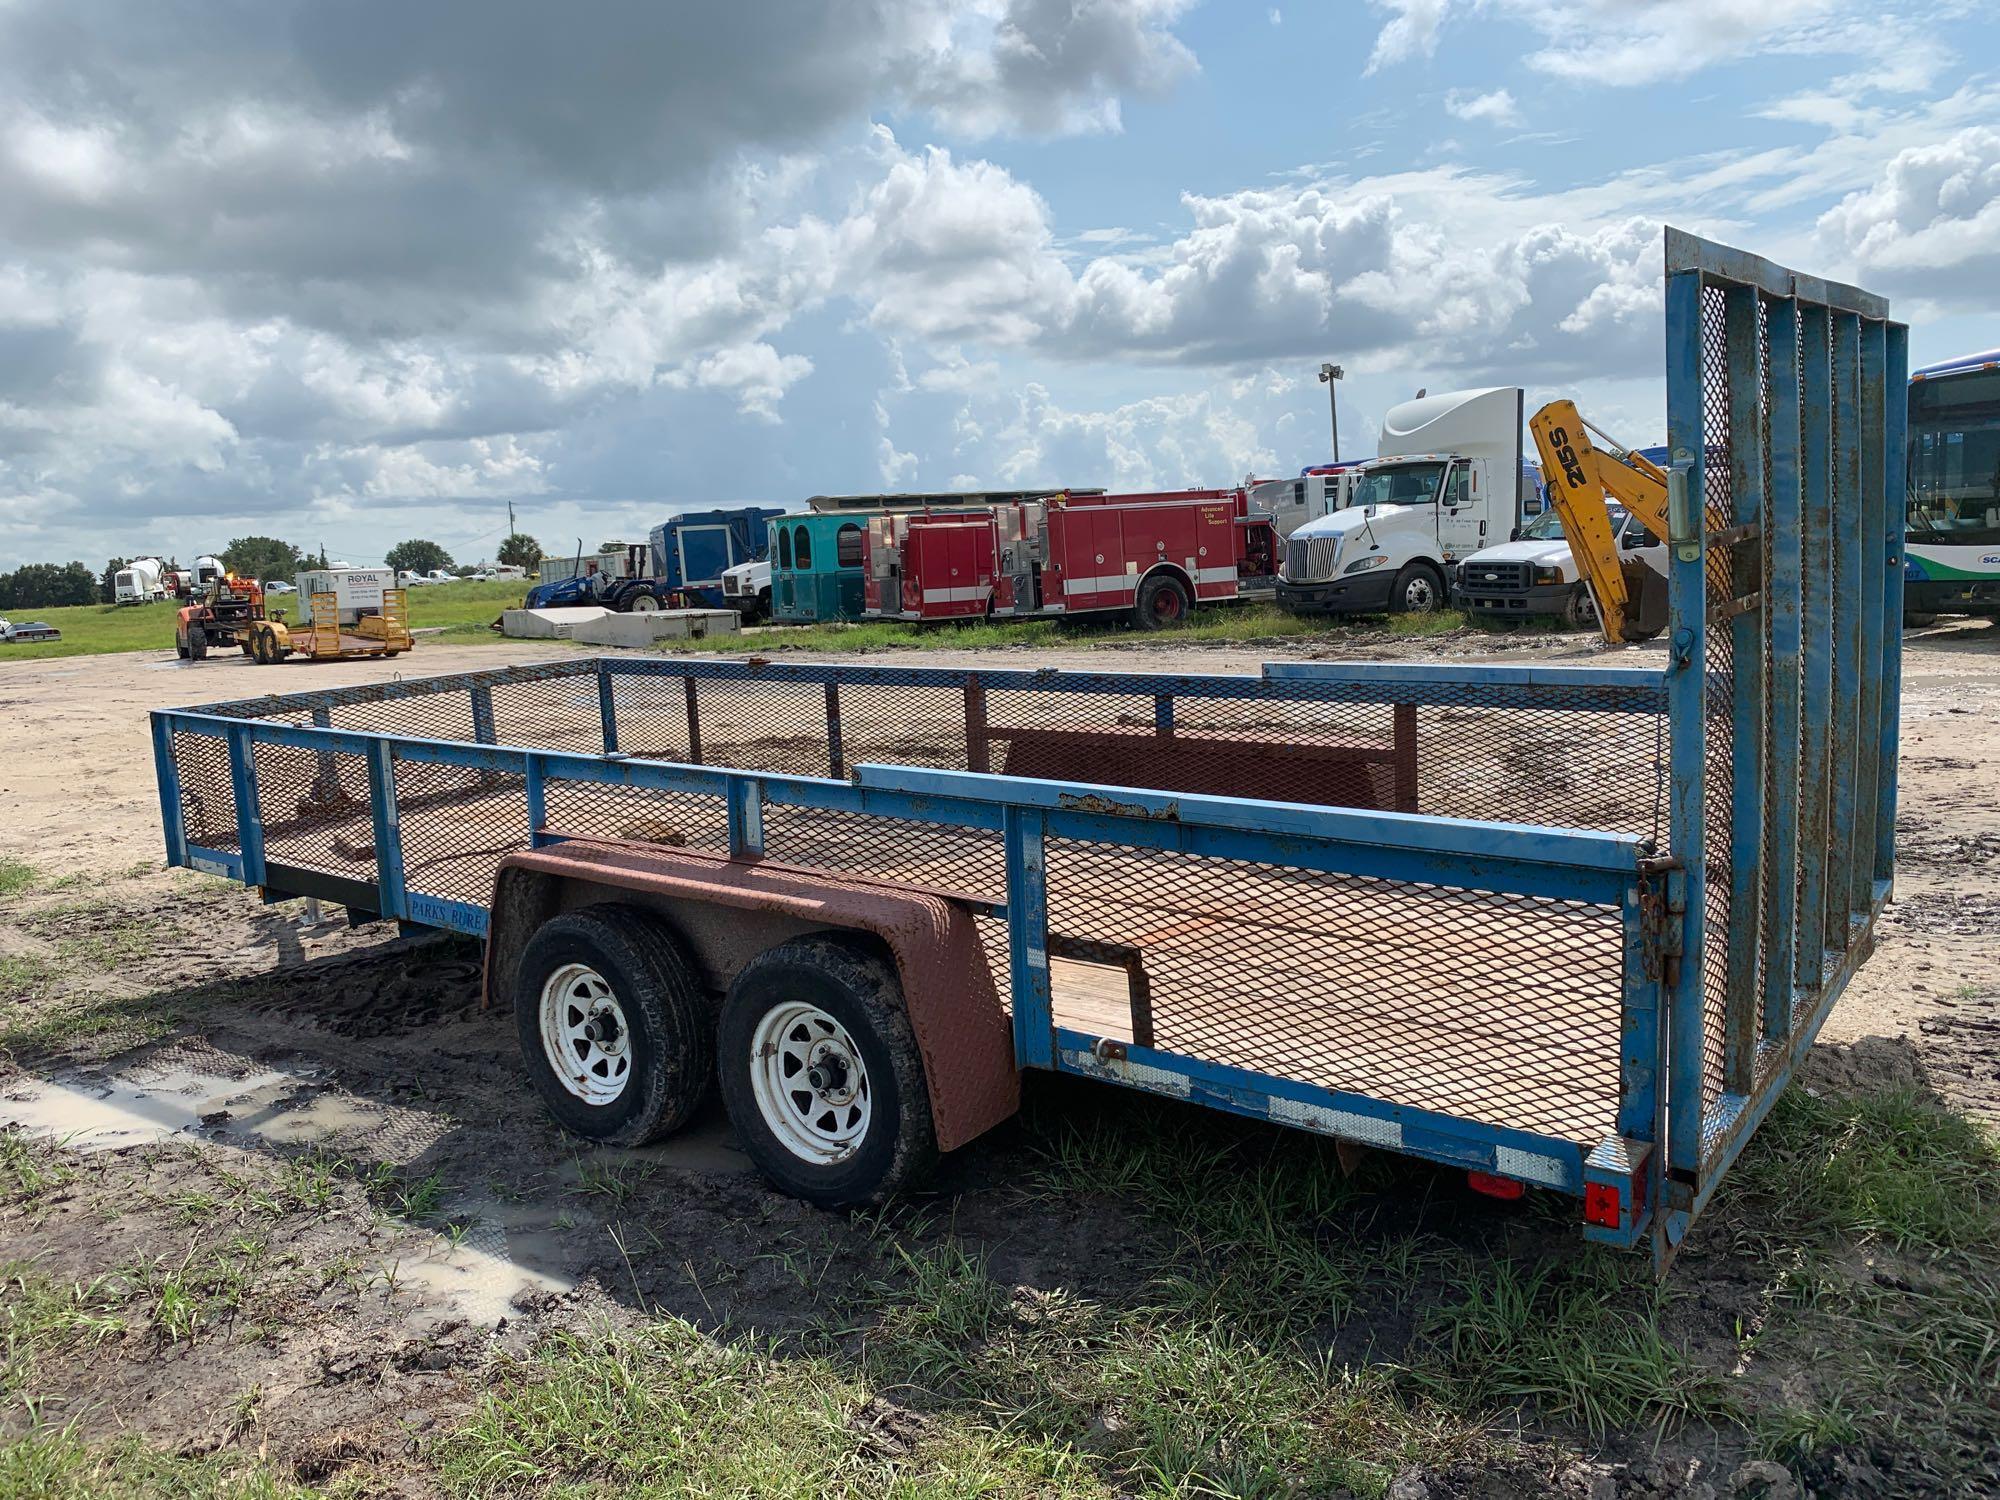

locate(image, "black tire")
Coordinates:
175 635 189 660
1903 610 1938 629
755 588 771 622
513 906 712 1147
1561 584 1598 631
1134 571 1193 631
717 934 936 1207
1387 563 1444 615
187 625 208 661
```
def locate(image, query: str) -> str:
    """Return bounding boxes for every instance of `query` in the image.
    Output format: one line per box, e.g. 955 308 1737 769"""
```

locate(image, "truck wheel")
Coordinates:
717 934 936 1207
1134 572 1193 630
187 625 208 661
629 593 661 613
513 906 712 1147
1388 563 1443 615
1562 585 1598 630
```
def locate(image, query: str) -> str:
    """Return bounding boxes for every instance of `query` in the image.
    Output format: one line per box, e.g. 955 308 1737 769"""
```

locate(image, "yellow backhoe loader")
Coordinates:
1528 401 1737 644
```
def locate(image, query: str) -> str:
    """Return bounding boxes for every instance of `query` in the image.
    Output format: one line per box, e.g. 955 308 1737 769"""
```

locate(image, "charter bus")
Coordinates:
1906 348 2000 622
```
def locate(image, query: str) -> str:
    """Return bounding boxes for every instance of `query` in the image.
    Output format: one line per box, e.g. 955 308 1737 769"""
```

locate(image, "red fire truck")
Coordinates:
863 489 1277 630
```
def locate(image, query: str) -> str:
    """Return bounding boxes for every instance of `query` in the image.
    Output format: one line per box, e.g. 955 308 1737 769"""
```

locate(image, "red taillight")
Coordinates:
1584 1181 1622 1228
1467 1171 1525 1201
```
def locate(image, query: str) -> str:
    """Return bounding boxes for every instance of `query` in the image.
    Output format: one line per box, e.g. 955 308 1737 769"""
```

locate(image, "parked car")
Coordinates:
1452 502 1665 628
0 617 61 643
264 580 297 595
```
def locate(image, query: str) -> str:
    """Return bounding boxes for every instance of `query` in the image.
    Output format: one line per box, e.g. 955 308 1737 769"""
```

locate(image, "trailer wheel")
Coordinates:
187 625 209 661
513 906 712 1147
1387 563 1443 615
718 934 936 1207
1134 572 1193 630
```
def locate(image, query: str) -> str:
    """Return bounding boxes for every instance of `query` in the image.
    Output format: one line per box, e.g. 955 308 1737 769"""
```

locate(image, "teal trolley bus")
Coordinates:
771 513 869 624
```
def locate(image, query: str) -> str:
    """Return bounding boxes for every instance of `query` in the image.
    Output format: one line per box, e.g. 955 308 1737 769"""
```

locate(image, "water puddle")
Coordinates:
3 1057 750 1329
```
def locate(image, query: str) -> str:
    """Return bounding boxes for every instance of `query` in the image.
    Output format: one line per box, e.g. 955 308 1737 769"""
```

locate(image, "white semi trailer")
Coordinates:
1275 387 1538 615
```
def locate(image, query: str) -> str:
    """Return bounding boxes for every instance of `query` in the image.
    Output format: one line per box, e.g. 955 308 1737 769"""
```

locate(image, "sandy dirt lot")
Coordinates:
0 620 1995 1496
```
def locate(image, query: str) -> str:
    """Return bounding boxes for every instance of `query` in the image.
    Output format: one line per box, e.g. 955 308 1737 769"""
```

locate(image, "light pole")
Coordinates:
1318 362 1344 462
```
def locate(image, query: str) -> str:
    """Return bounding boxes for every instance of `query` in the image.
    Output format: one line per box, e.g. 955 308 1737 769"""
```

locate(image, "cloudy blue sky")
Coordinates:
1 0 1995 570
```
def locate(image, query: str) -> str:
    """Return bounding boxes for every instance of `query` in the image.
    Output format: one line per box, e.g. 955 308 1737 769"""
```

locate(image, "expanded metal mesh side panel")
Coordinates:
829 683 971 772
611 675 696 762
490 676 602 755
393 760 530 907
683 678 832 777
1698 283 1737 1116
760 805 1006 902
173 731 237 850
252 742 374 878
1043 839 1625 1144
541 780 730 854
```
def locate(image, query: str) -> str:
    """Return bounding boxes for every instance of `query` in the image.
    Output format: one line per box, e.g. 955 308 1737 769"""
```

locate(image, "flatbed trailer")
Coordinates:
151 232 1906 1271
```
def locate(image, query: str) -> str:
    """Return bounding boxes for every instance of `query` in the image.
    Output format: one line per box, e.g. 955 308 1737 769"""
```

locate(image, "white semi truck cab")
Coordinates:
1276 387 1533 615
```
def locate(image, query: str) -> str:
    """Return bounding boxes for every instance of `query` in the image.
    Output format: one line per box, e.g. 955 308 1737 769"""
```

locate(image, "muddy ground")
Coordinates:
1 619 1996 1497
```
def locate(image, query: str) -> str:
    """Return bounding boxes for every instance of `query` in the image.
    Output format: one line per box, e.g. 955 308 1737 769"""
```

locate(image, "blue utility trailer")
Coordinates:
150 232 1904 1270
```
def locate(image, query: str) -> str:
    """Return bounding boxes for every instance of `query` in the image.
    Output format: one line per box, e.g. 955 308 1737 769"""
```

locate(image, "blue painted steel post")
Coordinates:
825 683 844 777
1004 805 1055 1070
310 704 340 804
470 685 495 744
1722 285 1766 1094
151 717 187 866
226 724 267 887
727 776 765 859
524 751 549 848
1877 325 1909 884
366 738 406 919
1795 304 1835 994
1663 268 1710 1187
1761 296 1804 1046
1826 313 1862 955
1850 321 1887 916
1153 693 1174 736
598 667 619 754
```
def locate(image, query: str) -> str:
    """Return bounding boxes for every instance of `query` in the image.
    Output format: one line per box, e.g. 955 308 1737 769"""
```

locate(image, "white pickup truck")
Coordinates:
1276 388 1542 615
719 557 772 622
1453 503 1667 628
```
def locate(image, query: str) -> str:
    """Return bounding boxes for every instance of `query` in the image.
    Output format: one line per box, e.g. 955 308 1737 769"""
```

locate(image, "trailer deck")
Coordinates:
152 232 1908 1268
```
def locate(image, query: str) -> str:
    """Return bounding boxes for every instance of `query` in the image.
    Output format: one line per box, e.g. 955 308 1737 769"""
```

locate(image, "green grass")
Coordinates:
0 859 36 898
11 580 1561 659
0 1424 331 1499
0 580 537 660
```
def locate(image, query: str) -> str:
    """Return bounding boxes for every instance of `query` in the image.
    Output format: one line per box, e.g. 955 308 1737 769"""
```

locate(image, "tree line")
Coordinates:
0 533 546 610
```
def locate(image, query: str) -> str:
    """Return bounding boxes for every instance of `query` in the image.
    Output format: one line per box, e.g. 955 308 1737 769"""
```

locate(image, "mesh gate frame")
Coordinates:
1659 230 1906 1258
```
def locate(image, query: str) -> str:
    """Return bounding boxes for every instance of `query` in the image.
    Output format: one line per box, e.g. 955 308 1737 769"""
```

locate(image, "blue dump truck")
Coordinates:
648 507 787 610
153 233 1905 1274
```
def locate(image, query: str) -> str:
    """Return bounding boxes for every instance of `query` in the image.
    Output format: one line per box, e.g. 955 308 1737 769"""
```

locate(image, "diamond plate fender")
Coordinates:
482 840 1019 1152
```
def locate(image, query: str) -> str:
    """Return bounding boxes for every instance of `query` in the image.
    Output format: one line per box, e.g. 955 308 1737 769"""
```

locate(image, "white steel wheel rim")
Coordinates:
630 594 660 612
749 1001 872 1164
540 963 633 1106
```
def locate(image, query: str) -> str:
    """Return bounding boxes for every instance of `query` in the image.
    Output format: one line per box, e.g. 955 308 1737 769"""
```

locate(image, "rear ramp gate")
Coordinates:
150 232 1902 1270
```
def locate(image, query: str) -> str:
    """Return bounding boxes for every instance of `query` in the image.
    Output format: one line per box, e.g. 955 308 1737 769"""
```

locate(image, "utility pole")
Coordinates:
1318 362 1344 462
507 499 517 537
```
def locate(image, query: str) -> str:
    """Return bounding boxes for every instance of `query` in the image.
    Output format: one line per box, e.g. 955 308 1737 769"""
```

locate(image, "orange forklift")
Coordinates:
174 573 266 660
